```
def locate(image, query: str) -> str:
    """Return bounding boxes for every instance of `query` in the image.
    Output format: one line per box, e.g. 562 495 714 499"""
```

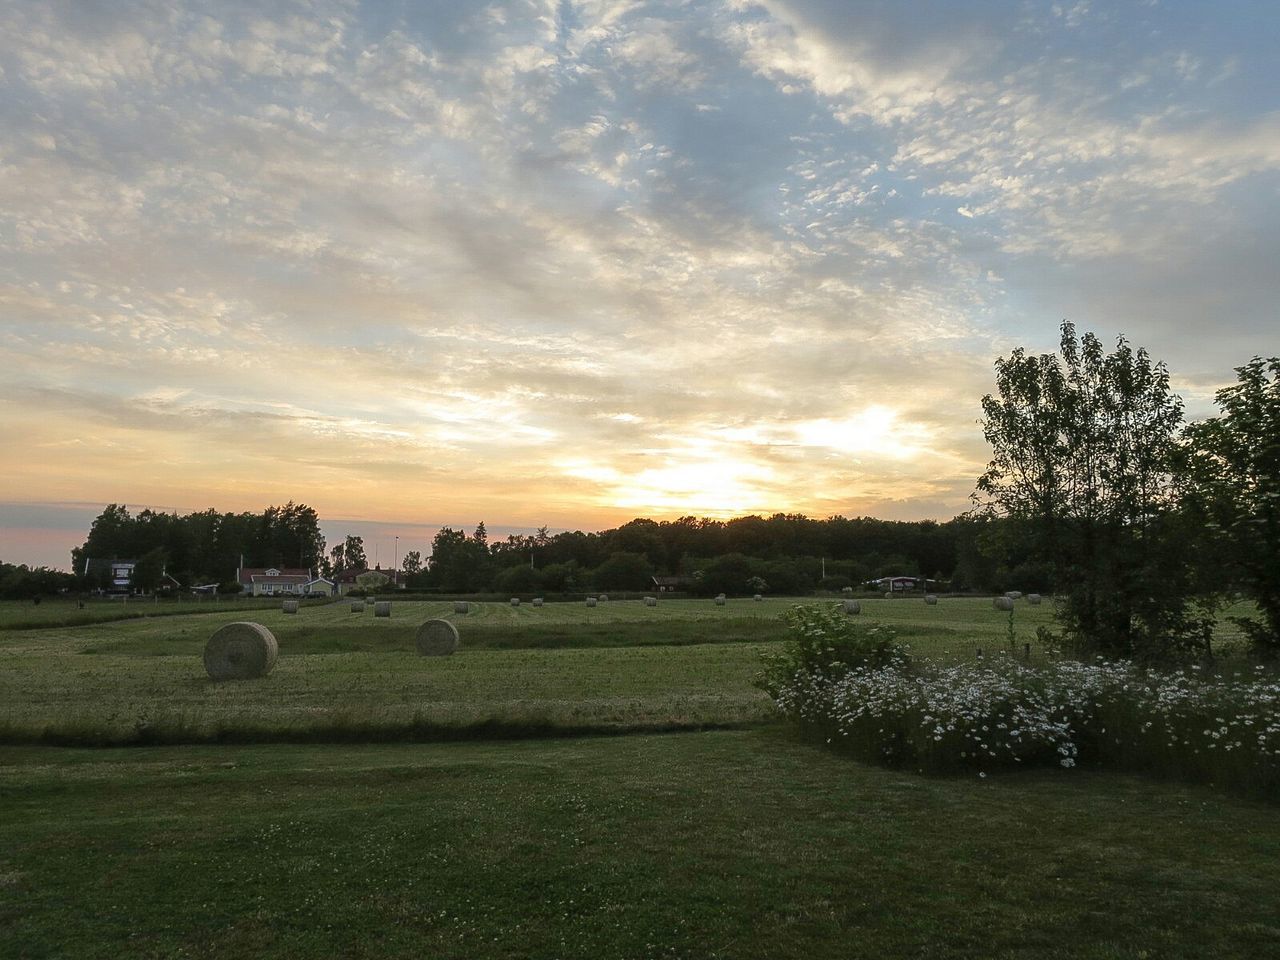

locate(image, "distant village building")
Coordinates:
236 565 313 596
867 576 940 593
651 575 693 593
82 558 180 595
333 566 399 596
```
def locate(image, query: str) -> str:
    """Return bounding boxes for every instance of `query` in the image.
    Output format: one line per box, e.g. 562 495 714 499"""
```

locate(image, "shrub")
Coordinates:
756 604 905 699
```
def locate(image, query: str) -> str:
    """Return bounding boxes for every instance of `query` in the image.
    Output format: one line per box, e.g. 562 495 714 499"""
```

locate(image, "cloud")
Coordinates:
0 0 1276 568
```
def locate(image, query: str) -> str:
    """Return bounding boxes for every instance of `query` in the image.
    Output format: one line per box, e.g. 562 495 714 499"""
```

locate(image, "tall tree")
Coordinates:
976 322 1205 658
72 503 134 574
1184 356 1280 655
429 527 491 592
130 547 170 593
342 535 367 570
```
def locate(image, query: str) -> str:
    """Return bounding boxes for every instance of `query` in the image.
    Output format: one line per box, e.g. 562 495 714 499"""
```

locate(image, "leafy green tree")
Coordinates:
72 503 134 575
694 553 756 597
591 552 654 591
259 502 325 569
355 570 390 592
0 563 76 599
401 550 423 576
976 321 1206 659
130 547 170 594
341 535 366 570
1184 356 1280 655
493 563 542 594
428 527 491 592
537 561 580 592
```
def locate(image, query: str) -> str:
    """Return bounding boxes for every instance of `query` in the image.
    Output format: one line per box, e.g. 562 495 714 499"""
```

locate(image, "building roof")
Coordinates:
237 567 312 586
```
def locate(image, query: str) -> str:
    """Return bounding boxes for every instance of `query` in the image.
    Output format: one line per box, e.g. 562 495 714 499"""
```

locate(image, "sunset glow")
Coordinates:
2 1 1277 568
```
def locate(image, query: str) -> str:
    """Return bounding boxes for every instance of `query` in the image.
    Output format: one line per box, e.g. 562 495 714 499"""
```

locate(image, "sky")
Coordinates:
2 0 1278 571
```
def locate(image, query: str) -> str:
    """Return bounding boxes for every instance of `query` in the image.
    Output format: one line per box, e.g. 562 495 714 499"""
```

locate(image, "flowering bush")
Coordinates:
755 604 906 700
765 637 1280 797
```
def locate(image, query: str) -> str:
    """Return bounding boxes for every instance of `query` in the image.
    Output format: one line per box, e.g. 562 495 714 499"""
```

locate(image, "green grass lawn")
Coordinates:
3 729 1278 960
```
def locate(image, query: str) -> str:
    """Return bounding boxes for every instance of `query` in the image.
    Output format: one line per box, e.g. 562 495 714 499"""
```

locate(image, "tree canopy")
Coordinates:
976 322 1206 658
1184 356 1280 653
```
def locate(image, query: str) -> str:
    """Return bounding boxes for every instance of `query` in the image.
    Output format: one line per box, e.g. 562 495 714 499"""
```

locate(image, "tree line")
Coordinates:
414 514 988 597
46 503 998 600
16 322 1277 664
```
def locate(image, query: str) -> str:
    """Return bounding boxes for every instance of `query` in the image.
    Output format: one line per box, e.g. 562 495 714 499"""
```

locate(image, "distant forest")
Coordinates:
0 502 1039 599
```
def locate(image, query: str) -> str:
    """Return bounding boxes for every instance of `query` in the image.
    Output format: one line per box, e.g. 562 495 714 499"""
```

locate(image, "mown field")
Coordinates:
0 597 1061 745
0 595 297 630
3 596 1274 959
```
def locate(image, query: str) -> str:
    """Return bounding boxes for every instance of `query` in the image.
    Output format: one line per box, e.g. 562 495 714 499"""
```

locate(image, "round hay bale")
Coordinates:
454 601 469 614
598 594 609 602
350 600 365 613
532 598 544 608
203 622 278 681
282 599 299 614
714 596 726 606
924 594 938 605
1005 590 1023 600
586 597 597 608
841 586 854 594
753 594 763 602
415 618 460 657
643 596 657 607
1027 593 1042 605
374 600 392 618
842 599 861 615
884 592 893 599
994 596 1015 611
510 597 521 607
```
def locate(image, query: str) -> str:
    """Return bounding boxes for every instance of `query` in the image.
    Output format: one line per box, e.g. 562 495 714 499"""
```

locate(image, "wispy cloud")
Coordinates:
1 0 1276 567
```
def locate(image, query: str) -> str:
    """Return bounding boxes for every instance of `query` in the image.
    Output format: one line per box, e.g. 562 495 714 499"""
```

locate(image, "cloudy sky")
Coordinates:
2 0 1277 569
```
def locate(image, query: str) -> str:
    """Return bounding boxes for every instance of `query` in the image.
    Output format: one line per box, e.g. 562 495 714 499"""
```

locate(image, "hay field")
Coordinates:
0 597 1058 745
3 597 1275 959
